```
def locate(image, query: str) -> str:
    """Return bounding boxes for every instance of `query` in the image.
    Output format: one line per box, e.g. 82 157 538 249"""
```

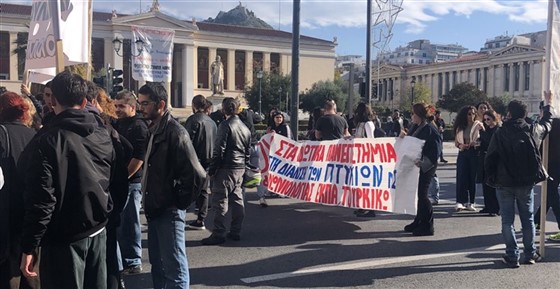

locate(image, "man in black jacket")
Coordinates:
184 95 217 230
485 92 553 268
137 83 206 288
202 97 251 245
20 71 114 288
114 90 148 275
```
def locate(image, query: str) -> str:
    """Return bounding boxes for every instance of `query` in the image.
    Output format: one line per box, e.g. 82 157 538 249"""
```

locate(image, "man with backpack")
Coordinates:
485 92 553 268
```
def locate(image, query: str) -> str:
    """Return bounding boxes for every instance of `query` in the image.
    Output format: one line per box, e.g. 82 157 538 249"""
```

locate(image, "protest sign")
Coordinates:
25 0 89 83
131 25 175 82
258 134 424 215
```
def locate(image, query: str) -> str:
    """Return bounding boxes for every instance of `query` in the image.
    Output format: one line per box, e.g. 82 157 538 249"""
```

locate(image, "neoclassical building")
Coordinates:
373 42 546 114
0 3 336 108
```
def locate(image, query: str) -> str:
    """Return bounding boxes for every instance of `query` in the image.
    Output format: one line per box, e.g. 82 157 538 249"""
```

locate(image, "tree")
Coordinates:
244 72 291 115
487 94 511 117
399 81 433 112
437 82 487 114
299 80 347 113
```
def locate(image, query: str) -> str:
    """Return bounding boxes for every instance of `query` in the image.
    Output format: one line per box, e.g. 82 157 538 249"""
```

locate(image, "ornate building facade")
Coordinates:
0 3 336 108
373 43 545 114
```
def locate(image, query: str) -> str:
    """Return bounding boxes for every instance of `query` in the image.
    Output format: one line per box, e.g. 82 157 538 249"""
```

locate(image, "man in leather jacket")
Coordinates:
20 71 114 288
184 95 217 230
485 92 553 268
202 97 251 245
137 83 206 288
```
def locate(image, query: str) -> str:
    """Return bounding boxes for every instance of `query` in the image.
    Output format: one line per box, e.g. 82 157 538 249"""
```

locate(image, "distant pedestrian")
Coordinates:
202 97 251 245
485 92 552 268
184 95 217 231
434 110 448 163
454 105 484 212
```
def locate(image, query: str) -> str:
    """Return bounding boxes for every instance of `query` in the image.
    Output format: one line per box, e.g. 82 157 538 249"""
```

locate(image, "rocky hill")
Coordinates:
203 3 273 29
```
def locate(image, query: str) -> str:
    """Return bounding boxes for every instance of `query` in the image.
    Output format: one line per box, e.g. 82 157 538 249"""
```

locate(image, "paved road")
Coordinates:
124 142 560 289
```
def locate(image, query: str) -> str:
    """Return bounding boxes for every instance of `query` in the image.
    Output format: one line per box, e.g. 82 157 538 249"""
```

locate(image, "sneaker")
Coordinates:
259 197 268 208
201 234 226 245
122 264 142 275
502 255 520 268
226 232 241 241
455 203 466 211
523 252 542 265
465 203 477 211
440 159 448 164
548 232 560 242
186 220 205 230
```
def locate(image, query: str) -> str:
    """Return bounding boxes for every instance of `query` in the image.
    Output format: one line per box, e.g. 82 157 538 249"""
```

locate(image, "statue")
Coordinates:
211 55 224 95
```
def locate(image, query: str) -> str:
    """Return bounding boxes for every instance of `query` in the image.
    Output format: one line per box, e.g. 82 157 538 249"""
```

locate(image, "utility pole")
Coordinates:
366 0 372 104
290 0 300 140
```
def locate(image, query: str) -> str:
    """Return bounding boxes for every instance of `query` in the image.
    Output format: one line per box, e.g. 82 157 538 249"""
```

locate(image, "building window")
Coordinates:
235 50 245 90
419 59 423 64
524 62 530 91
411 59 414 64
197 47 209 89
496 43 500 48
404 52 408 56
397 52 401 57
422 52 427 57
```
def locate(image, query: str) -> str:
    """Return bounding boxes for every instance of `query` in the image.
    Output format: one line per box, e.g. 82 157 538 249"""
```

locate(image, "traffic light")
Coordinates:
112 69 124 97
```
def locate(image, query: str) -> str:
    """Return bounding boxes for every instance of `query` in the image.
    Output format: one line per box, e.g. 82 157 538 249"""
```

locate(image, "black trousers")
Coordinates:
482 183 500 214
415 166 436 229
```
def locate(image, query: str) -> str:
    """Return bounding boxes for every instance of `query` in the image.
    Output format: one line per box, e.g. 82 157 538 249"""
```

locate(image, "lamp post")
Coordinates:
256 71 263 116
278 86 283 111
112 37 145 57
410 79 416 110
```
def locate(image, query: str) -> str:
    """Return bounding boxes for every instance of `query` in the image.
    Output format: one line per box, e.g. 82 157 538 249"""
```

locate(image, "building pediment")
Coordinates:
378 65 402 74
491 45 544 57
111 11 198 32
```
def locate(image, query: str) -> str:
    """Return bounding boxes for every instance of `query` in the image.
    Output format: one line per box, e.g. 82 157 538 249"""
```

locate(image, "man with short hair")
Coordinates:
435 110 448 163
314 99 349 140
485 92 553 268
114 90 148 274
184 95 217 230
137 82 206 288
202 97 251 245
20 71 114 288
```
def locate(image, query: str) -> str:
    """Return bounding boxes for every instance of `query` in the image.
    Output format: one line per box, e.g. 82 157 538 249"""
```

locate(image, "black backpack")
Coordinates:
504 128 546 185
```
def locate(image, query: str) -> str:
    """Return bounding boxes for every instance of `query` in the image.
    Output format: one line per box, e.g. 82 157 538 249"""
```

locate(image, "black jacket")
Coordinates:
408 122 441 167
20 109 114 254
143 111 207 218
0 122 35 261
485 105 552 188
239 108 263 146
209 115 251 174
184 112 217 169
115 115 148 183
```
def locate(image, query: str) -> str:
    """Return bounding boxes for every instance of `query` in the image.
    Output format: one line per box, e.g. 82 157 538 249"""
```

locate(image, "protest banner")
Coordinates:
258 133 424 215
131 25 175 83
25 0 90 83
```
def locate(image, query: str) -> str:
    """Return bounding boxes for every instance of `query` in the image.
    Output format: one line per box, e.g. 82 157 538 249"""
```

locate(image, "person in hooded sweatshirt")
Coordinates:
19 71 114 289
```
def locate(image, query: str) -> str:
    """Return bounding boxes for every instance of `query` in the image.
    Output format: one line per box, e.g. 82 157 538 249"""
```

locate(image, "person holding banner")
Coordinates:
315 99 350 141
403 103 441 236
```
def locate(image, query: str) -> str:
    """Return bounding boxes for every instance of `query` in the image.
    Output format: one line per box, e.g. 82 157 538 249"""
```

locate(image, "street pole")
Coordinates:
366 0 372 104
410 79 416 111
258 78 262 116
290 0 300 140
347 63 354 118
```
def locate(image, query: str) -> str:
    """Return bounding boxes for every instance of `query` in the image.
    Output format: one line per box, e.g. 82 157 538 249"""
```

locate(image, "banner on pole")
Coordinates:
549 0 560 112
258 134 424 215
131 25 175 83
25 0 89 84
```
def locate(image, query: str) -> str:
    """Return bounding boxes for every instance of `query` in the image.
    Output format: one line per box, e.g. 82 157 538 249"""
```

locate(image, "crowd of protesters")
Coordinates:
1 72 559 289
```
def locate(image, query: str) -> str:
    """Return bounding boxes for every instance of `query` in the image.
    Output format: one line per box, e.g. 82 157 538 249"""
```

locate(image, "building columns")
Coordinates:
488 65 495 97
245 51 254 87
181 44 196 108
9 32 18 81
263 52 271 73
509 62 515 96
227 49 235 90
208 47 217 90
519 61 525 97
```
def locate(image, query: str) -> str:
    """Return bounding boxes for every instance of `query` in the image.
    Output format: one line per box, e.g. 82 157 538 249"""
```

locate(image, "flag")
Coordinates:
24 0 90 84
546 0 560 112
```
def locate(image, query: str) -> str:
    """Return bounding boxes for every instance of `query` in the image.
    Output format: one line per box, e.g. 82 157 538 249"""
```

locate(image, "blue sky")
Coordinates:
8 0 550 56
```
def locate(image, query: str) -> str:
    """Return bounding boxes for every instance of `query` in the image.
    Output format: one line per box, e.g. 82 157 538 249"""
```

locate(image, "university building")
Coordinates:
372 31 547 114
0 2 336 108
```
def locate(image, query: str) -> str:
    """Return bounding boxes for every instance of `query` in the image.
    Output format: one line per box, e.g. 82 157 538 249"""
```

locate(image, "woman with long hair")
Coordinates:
352 102 377 217
403 103 441 236
476 101 492 122
268 111 293 139
453 105 484 211
478 110 500 216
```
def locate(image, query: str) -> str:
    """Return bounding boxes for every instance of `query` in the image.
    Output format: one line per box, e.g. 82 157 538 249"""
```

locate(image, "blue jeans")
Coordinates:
428 174 440 202
496 186 536 261
118 182 143 267
147 209 189 289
